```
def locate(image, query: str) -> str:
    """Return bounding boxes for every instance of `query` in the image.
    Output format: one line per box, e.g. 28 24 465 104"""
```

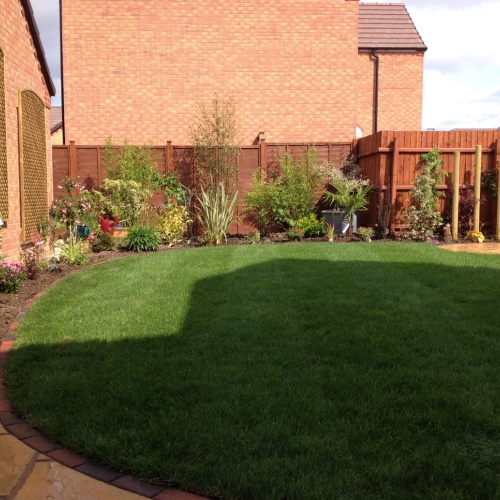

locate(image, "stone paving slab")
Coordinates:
0 429 36 496
14 458 148 500
0 287 209 500
438 242 500 254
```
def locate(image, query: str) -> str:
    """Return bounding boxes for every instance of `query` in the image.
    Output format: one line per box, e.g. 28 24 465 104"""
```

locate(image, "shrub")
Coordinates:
51 177 92 243
403 149 447 240
81 189 117 235
102 179 151 227
0 262 27 294
157 198 192 246
21 231 46 279
245 148 323 234
245 231 261 244
357 227 375 242
91 233 116 253
125 225 162 252
285 227 304 241
197 183 238 246
103 138 161 193
448 183 485 237
465 230 485 243
57 240 89 266
296 214 326 237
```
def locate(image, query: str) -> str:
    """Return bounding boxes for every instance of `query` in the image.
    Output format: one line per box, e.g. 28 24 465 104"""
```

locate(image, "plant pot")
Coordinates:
112 227 128 247
321 210 358 235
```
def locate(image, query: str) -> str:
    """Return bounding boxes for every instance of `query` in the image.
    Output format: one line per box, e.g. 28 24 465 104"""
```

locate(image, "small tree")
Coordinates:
190 92 239 192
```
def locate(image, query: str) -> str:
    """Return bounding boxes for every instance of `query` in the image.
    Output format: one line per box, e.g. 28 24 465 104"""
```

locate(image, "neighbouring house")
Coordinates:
0 0 56 261
50 106 63 145
60 0 426 145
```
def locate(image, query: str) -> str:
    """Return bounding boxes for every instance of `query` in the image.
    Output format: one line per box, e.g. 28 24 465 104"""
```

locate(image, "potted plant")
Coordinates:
323 179 372 236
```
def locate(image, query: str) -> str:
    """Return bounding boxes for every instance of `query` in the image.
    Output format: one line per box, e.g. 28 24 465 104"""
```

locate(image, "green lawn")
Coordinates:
6 243 500 499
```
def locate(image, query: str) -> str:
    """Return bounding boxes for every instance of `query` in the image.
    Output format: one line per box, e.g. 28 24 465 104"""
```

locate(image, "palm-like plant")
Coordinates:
324 180 372 236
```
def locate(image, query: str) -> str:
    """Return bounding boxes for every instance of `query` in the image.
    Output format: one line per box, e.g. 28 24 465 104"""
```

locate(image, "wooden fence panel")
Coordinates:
52 141 351 234
355 130 500 232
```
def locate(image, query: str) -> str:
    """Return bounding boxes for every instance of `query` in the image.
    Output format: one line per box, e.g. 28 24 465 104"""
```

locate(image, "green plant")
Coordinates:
102 179 151 227
357 226 375 242
124 225 162 252
465 230 485 243
481 168 498 198
285 227 304 241
296 214 326 237
157 198 192 246
50 178 92 245
324 181 372 237
197 183 238 246
90 233 116 253
103 138 161 193
245 148 323 234
159 172 190 205
56 240 89 266
325 223 335 241
403 148 447 240
80 189 117 234
375 186 391 237
0 262 27 293
190 92 239 191
245 231 261 244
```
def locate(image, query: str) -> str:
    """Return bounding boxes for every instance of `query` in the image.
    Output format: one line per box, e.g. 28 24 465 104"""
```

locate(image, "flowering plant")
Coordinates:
0 262 27 294
50 178 91 243
100 216 120 235
465 230 485 243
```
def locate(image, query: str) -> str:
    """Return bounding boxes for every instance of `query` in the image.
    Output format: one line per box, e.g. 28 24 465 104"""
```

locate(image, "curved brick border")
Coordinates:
0 285 208 500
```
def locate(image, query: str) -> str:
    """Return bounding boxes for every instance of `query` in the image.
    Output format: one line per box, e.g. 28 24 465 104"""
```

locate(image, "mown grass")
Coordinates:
6 243 500 499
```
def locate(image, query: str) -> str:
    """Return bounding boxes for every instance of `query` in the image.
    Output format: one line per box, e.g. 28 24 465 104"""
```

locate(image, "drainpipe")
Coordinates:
59 0 65 144
372 50 379 134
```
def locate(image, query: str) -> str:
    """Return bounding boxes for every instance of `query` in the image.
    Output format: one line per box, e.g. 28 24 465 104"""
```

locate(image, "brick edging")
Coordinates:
0 284 208 500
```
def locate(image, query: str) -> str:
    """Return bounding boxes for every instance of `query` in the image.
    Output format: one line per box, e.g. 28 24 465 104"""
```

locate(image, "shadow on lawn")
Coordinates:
6 257 500 499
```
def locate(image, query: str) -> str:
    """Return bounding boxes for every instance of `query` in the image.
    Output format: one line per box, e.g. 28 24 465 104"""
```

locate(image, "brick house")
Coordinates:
50 106 63 145
61 0 425 145
1 0 56 262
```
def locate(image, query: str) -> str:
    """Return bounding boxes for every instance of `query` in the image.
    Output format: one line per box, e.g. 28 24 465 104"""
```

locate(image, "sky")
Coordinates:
30 0 500 131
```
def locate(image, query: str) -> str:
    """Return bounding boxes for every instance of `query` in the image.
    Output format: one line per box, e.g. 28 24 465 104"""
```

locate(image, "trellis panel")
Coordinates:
0 48 8 219
19 90 47 241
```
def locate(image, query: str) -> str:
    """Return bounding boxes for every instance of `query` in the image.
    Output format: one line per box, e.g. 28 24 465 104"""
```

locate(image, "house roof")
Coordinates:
359 3 427 51
50 106 62 133
20 0 56 97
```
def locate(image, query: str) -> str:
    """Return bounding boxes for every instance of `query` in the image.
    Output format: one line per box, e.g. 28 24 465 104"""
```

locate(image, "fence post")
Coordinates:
166 141 173 173
452 151 460 241
473 145 482 232
496 139 500 240
69 140 77 179
259 132 267 172
96 146 102 186
389 137 399 234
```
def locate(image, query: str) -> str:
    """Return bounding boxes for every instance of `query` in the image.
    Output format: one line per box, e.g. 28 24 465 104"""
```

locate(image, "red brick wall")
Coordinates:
0 0 52 262
62 0 360 145
357 51 424 136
